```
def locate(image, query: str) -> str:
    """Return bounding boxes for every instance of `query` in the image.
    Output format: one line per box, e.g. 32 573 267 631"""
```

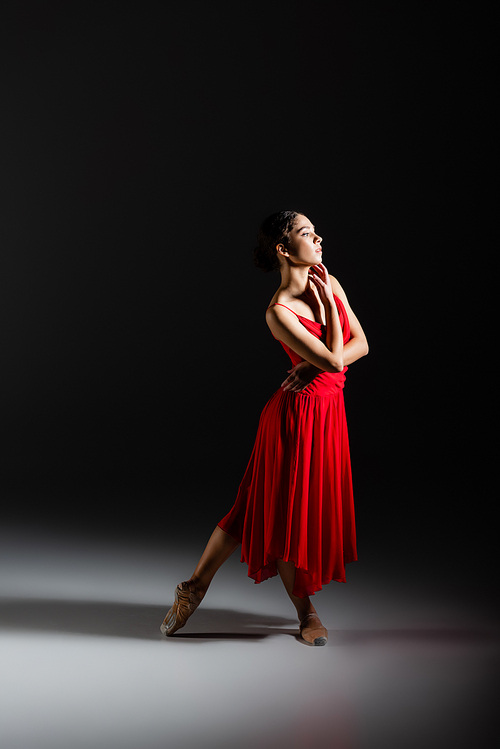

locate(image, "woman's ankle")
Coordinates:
296 603 317 622
185 576 208 600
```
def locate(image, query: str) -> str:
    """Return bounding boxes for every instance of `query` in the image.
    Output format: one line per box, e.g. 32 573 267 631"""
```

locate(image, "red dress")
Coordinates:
218 296 357 597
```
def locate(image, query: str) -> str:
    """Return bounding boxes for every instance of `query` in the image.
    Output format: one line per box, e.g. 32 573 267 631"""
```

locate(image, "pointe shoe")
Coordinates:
299 613 328 646
160 582 202 637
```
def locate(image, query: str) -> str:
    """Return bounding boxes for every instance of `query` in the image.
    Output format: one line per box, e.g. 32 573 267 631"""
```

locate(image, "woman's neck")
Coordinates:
278 264 311 300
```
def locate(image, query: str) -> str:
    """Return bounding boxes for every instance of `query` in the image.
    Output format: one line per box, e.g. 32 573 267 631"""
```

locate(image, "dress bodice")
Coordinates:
270 295 351 396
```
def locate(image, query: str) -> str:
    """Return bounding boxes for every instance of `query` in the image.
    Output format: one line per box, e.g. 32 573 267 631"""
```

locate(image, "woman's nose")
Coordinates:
315 233 322 244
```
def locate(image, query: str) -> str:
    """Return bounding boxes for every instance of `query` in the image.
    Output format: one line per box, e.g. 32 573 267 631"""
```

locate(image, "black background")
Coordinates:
1 2 495 587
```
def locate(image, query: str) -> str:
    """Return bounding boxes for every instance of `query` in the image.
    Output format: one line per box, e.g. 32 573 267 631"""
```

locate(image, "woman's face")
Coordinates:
279 215 323 267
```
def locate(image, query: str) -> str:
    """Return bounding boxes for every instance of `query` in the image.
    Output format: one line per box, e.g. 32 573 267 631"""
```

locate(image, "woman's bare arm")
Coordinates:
270 268 368 388
329 275 369 365
308 263 344 368
266 305 344 373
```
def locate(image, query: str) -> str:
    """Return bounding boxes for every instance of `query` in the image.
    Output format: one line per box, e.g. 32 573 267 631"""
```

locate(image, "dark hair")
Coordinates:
254 210 302 272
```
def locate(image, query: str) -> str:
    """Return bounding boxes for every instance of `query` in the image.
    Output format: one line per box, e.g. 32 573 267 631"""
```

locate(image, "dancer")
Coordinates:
161 210 368 645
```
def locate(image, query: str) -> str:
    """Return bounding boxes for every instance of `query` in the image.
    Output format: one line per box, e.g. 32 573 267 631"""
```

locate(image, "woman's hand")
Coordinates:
308 263 335 308
281 361 321 392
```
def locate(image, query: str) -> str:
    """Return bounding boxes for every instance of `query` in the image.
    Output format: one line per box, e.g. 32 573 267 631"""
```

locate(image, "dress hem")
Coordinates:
217 520 358 597
246 554 358 597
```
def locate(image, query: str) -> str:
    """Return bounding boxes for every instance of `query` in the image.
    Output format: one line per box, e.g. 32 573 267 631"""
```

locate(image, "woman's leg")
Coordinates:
161 525 239 636
185 525 240 599
276 559 316 620
276 559 328 645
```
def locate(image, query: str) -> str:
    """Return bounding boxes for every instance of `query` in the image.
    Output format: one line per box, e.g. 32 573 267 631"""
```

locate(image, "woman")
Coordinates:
161 210 368 646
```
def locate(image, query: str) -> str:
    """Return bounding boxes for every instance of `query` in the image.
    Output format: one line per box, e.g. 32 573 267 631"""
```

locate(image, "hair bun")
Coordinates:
253 210 300 273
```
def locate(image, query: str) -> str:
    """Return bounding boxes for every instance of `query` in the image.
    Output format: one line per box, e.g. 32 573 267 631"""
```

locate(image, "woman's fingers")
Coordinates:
308 272 326 289
281 375 303 392
281 373 295 388
310 262 328 276
282 362 317 392
309 263 334 305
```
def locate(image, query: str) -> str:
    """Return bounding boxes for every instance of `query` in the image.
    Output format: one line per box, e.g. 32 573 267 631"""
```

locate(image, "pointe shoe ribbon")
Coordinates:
299 613 328 646
160 582 202 637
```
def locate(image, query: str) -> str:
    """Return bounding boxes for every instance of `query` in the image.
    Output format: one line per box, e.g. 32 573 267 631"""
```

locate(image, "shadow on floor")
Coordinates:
0 597 297 642
2 597 498 646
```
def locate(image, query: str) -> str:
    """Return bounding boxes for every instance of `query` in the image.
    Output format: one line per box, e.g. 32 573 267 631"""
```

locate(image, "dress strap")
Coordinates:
267 303 300 319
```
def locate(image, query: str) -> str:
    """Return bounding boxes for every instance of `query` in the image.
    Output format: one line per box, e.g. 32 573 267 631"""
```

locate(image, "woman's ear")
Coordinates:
276 243 289 258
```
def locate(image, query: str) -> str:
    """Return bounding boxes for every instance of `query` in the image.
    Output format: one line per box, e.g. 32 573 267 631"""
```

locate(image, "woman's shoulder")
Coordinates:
265 296 289 320
328 275 348 303
266 289 289 313
265 294 303 328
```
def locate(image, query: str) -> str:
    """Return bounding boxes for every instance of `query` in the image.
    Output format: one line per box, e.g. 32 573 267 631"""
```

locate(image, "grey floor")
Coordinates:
1 523 498 749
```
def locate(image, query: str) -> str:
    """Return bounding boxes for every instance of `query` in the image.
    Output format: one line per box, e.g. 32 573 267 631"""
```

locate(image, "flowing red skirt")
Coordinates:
218 300 357 598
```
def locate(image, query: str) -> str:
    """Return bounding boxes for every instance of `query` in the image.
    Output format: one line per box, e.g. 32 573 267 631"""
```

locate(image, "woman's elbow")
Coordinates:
356 336 369 358
325 357 344 373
